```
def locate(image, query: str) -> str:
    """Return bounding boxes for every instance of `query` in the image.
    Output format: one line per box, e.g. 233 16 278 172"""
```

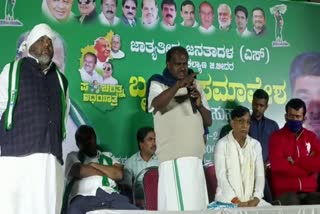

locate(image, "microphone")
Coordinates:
187 86 197 114
187 68 197 114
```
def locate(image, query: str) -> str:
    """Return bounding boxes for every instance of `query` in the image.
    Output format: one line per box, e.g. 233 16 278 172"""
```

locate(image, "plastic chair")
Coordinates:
142 166 159 210
131 167 152 208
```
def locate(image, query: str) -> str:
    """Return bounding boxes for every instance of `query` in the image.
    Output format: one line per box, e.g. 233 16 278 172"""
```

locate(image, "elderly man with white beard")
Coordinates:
0 23 69 214
217 3 232 31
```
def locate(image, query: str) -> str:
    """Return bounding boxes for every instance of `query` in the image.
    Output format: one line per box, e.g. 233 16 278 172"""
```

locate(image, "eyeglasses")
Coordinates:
124 5 136 10
78 0 91 5
103 66 111 71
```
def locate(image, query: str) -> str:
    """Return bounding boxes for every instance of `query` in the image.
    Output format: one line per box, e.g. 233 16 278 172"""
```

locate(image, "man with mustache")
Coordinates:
121 0 137 27
290 52 320 140
160 0 177 30
123 127 158 207
147 46 212 210
99 0 120 26
76 0 98 24
0 23 69 214
252 7 266 36
217 3 232 31
141 0 159 28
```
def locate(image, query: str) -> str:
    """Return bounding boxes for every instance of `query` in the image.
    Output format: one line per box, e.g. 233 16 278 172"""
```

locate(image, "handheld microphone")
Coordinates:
187 68 197 114
187 87 197 114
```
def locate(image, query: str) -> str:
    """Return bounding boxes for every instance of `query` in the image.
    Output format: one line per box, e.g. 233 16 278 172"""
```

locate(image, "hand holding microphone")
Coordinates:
176 71 198 89
186 68 201 113
187 83 201 113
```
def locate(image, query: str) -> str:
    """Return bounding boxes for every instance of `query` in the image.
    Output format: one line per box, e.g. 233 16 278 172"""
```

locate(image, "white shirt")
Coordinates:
0 63 9 117
148 80 210 162
65 151 120 201
181 20 198 28
111 50 125 59
199 25 216 34
79 67 103 83
161 21 176 31
141 17 159 29
96 59 109 72
236 28 253 37
214 131 265 203
122 152 158 187
100 76 118 85
99 13 120 26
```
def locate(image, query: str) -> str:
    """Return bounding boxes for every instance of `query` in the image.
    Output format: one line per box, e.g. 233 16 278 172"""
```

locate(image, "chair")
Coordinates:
204 162 217 203
131 167 153 208
142 166 159 210
264 165 274 202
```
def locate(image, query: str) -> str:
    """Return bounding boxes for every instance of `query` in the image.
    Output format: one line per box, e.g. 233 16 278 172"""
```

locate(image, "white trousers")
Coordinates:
158 156 208 211
0 153 64 214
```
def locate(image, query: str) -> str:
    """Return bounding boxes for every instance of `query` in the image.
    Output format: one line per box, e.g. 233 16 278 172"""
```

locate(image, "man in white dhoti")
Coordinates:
214 105 270 207
147 46 212 210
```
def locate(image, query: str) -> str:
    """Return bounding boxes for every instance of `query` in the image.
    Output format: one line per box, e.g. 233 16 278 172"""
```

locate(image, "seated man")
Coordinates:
64 125 137 214
269 98 320 205
122 127 158 205
214 106 269 207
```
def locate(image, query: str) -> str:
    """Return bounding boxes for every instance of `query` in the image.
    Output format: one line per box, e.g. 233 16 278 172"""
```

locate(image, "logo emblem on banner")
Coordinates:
0 0 23 26
270 4 289 47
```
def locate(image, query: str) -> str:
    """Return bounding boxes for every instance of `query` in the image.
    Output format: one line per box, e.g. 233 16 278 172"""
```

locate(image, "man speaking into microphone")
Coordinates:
146 46 212 211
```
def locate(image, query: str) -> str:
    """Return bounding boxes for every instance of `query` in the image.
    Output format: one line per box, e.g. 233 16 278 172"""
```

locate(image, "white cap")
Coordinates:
25 23 56 51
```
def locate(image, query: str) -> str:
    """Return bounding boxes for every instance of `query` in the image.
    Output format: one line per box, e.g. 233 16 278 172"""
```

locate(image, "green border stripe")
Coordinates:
173 159 184 211
5 61 14 130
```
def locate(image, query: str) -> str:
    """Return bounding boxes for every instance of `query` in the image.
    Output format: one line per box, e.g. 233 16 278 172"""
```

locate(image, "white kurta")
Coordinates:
148 79 210 210
0 153 64 214
0 61 69 214
214 131 270 206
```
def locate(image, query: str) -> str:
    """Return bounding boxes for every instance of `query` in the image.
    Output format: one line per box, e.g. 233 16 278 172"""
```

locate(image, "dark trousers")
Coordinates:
263 178 273 203
67 188 139 214
276 192 320 205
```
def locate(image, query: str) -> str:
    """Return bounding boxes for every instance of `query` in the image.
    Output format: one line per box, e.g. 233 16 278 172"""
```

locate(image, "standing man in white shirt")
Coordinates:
147 46 212 210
